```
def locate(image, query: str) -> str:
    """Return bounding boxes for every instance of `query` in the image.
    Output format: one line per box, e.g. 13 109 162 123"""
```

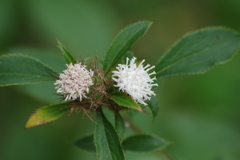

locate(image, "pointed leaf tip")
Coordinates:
103 21 152 75
57 40 77 64
155 27 240 78
25 102 71 129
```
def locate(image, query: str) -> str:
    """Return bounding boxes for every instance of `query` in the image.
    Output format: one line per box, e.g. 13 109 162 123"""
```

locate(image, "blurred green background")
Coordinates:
1 0 240 160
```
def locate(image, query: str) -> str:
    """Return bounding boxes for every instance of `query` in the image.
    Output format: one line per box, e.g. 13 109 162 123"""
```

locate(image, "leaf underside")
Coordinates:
155 27 240 78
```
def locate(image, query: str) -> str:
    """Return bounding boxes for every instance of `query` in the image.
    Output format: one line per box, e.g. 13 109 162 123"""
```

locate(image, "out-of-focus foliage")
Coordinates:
0 0 240 160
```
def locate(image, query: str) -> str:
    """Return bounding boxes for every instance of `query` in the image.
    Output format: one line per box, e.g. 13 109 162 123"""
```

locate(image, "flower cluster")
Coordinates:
55 57 157 106
112 57 158 105
54 63 94 101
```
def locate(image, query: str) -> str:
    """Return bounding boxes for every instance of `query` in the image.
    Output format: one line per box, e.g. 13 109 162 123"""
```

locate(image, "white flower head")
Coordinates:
112 57 158 105
54 63 94 101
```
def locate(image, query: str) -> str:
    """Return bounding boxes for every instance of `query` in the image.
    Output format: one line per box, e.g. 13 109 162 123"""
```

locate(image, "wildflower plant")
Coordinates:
1 21 240 160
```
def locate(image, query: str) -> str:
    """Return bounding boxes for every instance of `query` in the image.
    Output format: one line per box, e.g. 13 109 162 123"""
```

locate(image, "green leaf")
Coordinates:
155 27 240 78
147 96 160 121
0 54 58 86
122 134 167 152
103 21 152 75
7 47 66 103
57 40 77 64
94 109 125 160
111 92 142 111
115 112 125 140
25 102 71 129
74 135 95 152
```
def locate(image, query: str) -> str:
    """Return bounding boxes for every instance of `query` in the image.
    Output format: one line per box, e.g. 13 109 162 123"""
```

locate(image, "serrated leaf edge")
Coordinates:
57 39 77 64
0 53 58 86
156 27 240 78
103 21 152 75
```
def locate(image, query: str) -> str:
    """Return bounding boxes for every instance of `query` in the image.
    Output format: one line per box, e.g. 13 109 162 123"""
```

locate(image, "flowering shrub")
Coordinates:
1 21 240 160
